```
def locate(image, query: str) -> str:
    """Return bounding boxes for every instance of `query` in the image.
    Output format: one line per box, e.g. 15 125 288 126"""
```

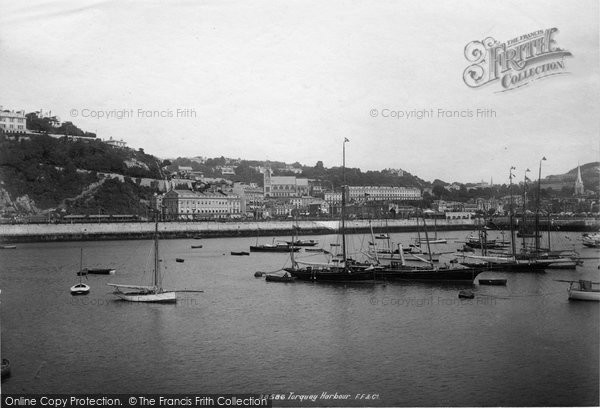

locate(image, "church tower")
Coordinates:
574 164 584 196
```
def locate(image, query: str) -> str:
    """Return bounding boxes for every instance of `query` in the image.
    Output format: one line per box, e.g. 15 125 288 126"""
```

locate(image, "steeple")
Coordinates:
574 164 584 196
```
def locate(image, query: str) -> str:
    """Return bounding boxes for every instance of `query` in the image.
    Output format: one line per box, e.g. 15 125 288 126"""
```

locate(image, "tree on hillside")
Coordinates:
432 184 445 199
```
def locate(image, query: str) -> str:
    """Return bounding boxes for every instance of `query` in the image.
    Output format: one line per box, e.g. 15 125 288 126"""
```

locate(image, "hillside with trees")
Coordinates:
0 132 164 215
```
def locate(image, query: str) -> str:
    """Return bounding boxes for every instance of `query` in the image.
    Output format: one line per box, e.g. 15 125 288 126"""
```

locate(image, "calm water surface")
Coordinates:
0 231 598 406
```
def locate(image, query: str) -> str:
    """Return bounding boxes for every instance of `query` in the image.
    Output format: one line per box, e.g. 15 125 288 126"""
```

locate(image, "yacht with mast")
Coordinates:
284 138 377 282
108 216 177 303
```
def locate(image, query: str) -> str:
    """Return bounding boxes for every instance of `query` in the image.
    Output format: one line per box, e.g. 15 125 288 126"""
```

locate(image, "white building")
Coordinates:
219 166 236 175
232 182 265 214
105 136 127 148
163 189 242 219
348 186 421 201
263 171 310 197
0 107 26 133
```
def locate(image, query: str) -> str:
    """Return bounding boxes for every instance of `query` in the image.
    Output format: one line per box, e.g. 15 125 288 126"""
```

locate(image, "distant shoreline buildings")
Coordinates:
0 104 127 148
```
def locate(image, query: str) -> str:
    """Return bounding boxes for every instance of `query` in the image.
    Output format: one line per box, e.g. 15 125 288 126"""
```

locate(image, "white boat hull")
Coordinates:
70 283 90 295
113 291 177 303
569 290 600 301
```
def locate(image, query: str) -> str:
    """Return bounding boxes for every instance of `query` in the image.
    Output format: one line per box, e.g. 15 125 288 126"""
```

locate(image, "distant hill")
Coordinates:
168 156 427 189
541 162 599 193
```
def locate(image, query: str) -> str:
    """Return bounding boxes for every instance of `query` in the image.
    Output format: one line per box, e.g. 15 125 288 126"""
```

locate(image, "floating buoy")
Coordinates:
176 258 184 263
254 271 266 277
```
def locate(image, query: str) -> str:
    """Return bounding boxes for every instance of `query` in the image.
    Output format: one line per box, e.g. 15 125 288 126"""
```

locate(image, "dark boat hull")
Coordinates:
78 268 115 276
265 274 296 282
231 251 250 256
285 240 318 247
374 267 483 282
284 267 375 282
250 246 300 253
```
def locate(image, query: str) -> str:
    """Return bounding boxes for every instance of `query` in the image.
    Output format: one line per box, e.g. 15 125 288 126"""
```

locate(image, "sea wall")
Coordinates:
2 217 597 243
0 219 478 243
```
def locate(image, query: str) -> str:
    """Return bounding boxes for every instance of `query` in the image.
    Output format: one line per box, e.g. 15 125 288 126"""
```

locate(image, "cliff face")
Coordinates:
0 187 41 215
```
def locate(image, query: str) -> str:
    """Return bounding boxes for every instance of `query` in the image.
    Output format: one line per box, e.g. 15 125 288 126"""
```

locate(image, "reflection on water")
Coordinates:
0 231 598 406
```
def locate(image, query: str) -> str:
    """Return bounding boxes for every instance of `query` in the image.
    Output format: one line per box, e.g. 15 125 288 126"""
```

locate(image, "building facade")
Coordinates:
348 186 421 201
232 182 265 214
162 189 242 219
105 137 127 148
0 107 26 133
263 171 310 197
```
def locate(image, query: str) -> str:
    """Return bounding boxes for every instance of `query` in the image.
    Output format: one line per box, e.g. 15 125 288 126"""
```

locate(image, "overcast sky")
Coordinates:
1 0 598 183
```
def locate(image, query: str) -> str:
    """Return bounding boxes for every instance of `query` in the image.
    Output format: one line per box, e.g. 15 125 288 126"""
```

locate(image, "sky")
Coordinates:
0 0 598 184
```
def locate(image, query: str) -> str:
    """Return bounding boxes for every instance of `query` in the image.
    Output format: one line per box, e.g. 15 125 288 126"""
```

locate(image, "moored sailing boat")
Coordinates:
459 167 577 271
567 280 600 301
285 138 376 282
107 217 177 303
70 248 90 295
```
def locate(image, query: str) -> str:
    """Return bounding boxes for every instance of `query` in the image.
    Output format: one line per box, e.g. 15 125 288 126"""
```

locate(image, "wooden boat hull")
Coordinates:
0 245 16 249
70 283 90 295
250 246 300 253
78 268 115 275
231 251 250 256
582 240 600 248
191 245 203 249
569 290 600 301
284 267 375 282
265 274 296 282
419 239 447 244
113 291 177 303
285 240 318 247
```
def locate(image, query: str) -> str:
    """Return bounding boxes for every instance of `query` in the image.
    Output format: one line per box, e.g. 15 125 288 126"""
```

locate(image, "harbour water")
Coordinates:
0 231 598 406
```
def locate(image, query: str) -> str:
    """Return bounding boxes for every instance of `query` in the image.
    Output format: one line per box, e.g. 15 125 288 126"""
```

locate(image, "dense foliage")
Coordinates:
0 133 163 211
26 113 96 137
0 134 162 178
67 178 156 216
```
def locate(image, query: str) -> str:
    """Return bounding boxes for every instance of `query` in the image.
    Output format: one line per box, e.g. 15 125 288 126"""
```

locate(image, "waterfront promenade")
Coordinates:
1 217 598 243
1 218 477 242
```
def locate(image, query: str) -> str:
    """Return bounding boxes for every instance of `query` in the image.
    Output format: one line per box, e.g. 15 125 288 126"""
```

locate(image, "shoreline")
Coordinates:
1 217 598 243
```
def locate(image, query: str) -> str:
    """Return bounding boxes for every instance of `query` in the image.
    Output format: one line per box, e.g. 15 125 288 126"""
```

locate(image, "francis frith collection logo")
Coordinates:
463 28 572 92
